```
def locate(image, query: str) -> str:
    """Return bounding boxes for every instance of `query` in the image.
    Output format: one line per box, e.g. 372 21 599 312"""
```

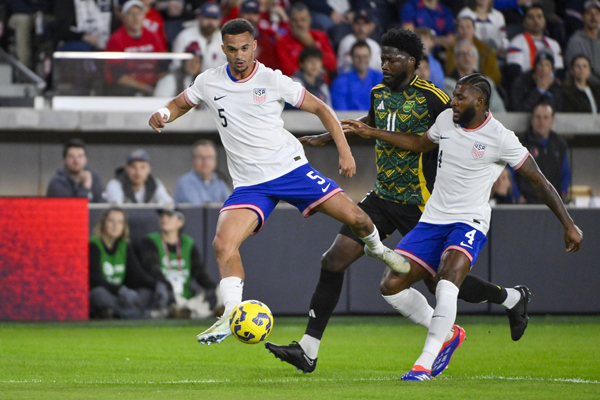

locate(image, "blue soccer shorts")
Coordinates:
220 163 343 234
396 222 487 277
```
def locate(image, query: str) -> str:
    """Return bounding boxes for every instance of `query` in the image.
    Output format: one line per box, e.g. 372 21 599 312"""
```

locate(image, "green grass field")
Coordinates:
1 316 599 399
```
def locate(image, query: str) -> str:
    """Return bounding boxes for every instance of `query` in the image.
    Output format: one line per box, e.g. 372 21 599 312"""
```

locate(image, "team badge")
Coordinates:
253 88 266 104
402 101 415 112
471 142 486 159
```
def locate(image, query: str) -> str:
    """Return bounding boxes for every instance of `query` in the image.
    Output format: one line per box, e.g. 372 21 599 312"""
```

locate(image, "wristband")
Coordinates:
157 107 171 121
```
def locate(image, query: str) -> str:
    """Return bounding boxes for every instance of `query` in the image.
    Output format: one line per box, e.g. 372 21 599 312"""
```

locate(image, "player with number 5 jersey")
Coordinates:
148 18 412 346
341 72 582 380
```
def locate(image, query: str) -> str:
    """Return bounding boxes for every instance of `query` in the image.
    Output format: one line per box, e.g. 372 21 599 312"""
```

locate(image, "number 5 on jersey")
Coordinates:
218 108 227 127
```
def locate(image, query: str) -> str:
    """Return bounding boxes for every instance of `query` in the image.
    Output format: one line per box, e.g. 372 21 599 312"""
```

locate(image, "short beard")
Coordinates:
454 104 476 125
384 70 408 91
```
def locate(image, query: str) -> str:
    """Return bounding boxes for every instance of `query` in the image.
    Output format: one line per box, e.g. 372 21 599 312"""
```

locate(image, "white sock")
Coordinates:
383 288 433 329
502 288 521 309
360 226 385 256
220 276 244 317
299 335 320 359
415 280 459 370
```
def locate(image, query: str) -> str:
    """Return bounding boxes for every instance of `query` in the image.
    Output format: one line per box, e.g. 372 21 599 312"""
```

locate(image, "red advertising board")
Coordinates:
0 198 89 320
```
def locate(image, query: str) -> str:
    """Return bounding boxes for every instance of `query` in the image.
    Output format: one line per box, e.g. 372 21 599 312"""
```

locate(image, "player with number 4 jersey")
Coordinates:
149 18 412 346
342 72 582 380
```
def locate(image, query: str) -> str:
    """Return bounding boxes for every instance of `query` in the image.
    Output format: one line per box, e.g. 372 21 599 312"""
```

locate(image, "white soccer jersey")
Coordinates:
506 33 564 73
422 109 529 234
184 61 308 188
171 23 227 72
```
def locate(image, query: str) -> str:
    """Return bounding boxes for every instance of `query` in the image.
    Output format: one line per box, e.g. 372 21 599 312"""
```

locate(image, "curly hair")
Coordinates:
381 28 424 70
221 18 255 39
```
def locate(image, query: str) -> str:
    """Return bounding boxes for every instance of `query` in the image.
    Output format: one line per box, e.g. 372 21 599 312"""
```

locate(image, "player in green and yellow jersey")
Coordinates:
266 28 531 373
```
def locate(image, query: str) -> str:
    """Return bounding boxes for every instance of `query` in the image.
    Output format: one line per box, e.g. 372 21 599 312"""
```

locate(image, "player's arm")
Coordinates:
340 118 437 153
148 91 194 132
299 114 372 147
299 91 356 177
516 155 583 252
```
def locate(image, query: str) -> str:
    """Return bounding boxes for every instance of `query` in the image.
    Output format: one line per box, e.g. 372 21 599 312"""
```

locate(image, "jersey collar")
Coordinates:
226 59 260 83
460 111 493 132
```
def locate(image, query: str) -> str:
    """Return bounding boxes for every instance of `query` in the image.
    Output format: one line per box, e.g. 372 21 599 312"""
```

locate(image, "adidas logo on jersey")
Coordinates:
377 101 385 110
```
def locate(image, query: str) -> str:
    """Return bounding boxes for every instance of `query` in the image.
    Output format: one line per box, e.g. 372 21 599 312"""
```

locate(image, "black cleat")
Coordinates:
505 285 531 341
265 341 317 373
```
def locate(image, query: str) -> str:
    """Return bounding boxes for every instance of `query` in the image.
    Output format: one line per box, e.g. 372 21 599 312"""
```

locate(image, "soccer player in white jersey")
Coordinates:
148 18 410 345
342 73 583 381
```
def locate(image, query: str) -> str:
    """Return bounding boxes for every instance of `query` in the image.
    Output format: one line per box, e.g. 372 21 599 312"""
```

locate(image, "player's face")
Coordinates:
125 161 151 187
104 210 125 240
64 147 87 174
451 84 478 125
380 47 414 90
222 32 256 76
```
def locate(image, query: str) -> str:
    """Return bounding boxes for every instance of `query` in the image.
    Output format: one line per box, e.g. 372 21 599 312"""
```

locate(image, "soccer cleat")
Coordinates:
401 366 432 381
197 315 232 345
364 245 410 274
431 325 466 377
265 341 317 373
505 285 532 341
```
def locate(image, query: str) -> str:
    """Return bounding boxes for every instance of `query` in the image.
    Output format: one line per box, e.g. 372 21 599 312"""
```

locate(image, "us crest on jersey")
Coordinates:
254 88 266 104
472 142 486 159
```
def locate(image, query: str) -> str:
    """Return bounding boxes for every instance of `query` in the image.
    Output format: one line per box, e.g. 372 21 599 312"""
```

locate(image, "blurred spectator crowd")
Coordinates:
1 0 599 113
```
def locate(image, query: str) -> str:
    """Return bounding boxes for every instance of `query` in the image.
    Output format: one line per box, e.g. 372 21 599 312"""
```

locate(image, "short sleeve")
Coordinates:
499 130 529 169
426 119 441 144
183 72 206 107
276 70 306 108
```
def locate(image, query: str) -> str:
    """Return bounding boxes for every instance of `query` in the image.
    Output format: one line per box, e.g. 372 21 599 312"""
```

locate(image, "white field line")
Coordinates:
0 376 598 385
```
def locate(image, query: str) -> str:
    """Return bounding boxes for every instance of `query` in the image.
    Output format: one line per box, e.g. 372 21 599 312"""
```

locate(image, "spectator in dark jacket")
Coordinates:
47 138 104 202
513 103 571 204
510 49 563 112
562 54 600 113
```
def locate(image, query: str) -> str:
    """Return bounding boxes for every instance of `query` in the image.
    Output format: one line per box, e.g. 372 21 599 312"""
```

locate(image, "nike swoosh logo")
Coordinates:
321 183 331 193
460 241 473 249
303 354 314 366
214 95 227 101
440 136 450 139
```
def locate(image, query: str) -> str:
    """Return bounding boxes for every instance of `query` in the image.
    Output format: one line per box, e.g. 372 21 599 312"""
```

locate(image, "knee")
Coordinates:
321 249 349 273
347 207 371 231
212 235 235 260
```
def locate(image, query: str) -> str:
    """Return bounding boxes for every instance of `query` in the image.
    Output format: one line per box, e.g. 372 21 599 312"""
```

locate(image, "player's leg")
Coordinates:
315 192 410 274
266 234 365 372
423 272 531 341
405 250 470 380
197 208 258 345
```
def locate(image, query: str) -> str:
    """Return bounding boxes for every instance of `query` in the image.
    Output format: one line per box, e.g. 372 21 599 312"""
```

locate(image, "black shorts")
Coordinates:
339 191 423 245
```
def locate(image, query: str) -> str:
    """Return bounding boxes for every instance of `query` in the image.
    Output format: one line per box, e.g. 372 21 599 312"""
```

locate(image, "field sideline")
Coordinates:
1 316 599 399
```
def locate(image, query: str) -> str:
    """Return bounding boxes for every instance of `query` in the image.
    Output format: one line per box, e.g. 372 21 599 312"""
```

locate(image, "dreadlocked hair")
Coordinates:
457 73 491 110
381 28 424 70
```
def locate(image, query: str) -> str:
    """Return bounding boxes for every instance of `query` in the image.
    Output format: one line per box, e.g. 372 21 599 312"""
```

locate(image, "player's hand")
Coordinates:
341 119 374 138
564 224 583 252
298 134 329 147
339 152 356 177
148 108 170 132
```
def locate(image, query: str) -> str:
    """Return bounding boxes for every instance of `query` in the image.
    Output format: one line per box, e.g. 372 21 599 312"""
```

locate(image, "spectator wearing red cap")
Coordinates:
172 2 227 73
104 0 168 96
275 2 336 77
